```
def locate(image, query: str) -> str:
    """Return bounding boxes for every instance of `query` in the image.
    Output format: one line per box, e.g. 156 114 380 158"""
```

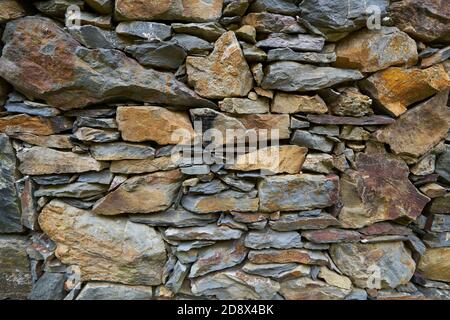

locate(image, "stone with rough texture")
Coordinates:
243 263 310 280
29 273 65 301
267 48 336 64
418 248 450 282
270 210 340 232
218 98 269 114
76 282 153 300
307 114 394 126
85 0 112 14
124 41 186 70
302 229 360 244
191 268 280 300
117 106 194 145
259 174 339 212
189 239 248 277
360 65 450 117
39 200 167 285
0 235 32 300
0 134 22 233
429 194 450 214
164 224 244 241
291 130 334 153
256 34 325 52
320 87 373 117
280 277 351 300
172 22 226 42
436 146 450 183
390 0 450 44
339 152 430 229
110 156 179 174
0 0 26 23
248 249 328 265
130 208 218 228
116 22 171 40
272 93 328 114
17 147 107 175
92 170 182 215
182 190 259 213
0 115 72 136
262 62 364 92
242 13 306 34
186 32 253 99
0 17 213 110
245 229 303 250
330 242 416 289
334 27 418 73
90 142 155 161
373 91 450 159
115 0 223 22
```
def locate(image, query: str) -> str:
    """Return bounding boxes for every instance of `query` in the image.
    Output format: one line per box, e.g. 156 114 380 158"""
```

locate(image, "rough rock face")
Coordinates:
418 248 450 282
39 200 167 285
186 32 253 99
339 152 430 229
0 17 213 110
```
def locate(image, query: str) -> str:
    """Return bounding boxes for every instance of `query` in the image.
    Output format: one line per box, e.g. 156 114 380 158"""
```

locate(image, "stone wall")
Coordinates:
0 0 449 300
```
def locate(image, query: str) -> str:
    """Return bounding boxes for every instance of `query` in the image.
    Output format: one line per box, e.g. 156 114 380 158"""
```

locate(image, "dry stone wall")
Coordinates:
0 0 450 300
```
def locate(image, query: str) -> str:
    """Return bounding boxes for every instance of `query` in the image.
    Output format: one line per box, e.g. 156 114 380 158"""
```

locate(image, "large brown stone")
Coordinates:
373 91 450 159
115 0 223 22
0 235 32 300
258 174 340 212
0 0 25 23
116 106 194 145
330 242 416 289
17 147 108 175
339 152 430 229
39 200 167 285
92 169 183 215
390 0 450 44
418 248 450 282
186 32 253 99
334 27 418 73
0 115 72 136
361 65 450 117
0 17 213 110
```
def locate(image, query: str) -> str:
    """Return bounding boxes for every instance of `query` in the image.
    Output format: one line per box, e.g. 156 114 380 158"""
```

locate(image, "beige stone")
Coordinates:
272 93 328 114
418 248 450 282
319 267 352 290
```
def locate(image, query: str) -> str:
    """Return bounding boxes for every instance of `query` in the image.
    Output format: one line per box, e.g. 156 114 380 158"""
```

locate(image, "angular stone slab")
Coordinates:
306 114 395 126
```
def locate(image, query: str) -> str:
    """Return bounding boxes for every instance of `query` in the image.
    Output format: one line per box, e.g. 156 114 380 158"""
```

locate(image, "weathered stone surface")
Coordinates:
181 190 259 213
242 13 306 34
249 0 299 16
191 268 280 300
90 142 155 161
256 34 325 52
259 174 339 212
390 0 450 43
429 194 450 214
172 22 226 42
248 249 328 265
219 97 270 114
319 267 352 290
0 134 22 233
39 200 166 285
330 242 416 289
436 146 450 183
125 41 186 70
0 114 72 136
421 47 450 68
76 282 153 300
172 34 213 54
226 145 307 174
339 152 430 229
85 0 113 14
306 114 395 126
302 229 361 244
280 277 351 300
0 0 26 23
418 248 450 282
334 27 418 73
291 130 334 153
267 48 336 64
0 235 32 300
115 0 223 22
189 180 228 195
320 87 373 117
243 262 310 279
5 101 61 117
130 207 218 228
360 65 450 117
299 0 390 41
245 228 303 250
117 106 194 145
35 182 108 199
262 62 364 92
29 272 65 301
302 153 334 174
116 22 171 40
73 127 120 143
34 0 84 17
272 93 328 114
373 91 450 159
110 155 179 174
164 224 244 241
189 239 248 277
92 170 183 215
270 210 340 232
0 78 10 105
17 147 107 175
0 17 213 110
186 32 253 99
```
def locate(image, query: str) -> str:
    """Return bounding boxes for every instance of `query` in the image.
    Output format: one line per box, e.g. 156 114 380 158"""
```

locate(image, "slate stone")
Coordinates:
172 22 226 42
164 224 244 241
172 34 213 54
90 142 156 161
267 48 336 64
244 228 303 249
116 21 172 40
269 210 340 231
125 41 186 70
29 273 65 300
76 282 153 300
130 208 219 228
291 130 334 153
256 34 325 52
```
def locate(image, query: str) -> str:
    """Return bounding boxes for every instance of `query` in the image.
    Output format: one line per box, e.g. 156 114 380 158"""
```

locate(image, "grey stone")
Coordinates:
241 42 267 62
258 174 340 212
302 153 334 174
249 0 300 16
172 34 213 54
29 273 65 300
242 12 306 33
70 25 131 50
116 21 172 40
269 210 340 231
245 229 303 249
5 102 61 117
172 22 226 42
35 0 84 17
243 262 310 279
436 146 450 183
75 117 117 129
189 180 229 195
90 142 155 161
32 175 73 186
181 165 211 175
0 133 22 233
76 282 153 300
267 48 336 64
256 34 325 52
130 208 219 228
262 62 364 92
166 261 190 293
35 183 108 199
77 170 114 185
73 127 120 143
164 224 244 241
220 175 255 192
189 239 248 278
423 232 450 248
125 41 186 70
291 130 334 153
85 0 113 14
